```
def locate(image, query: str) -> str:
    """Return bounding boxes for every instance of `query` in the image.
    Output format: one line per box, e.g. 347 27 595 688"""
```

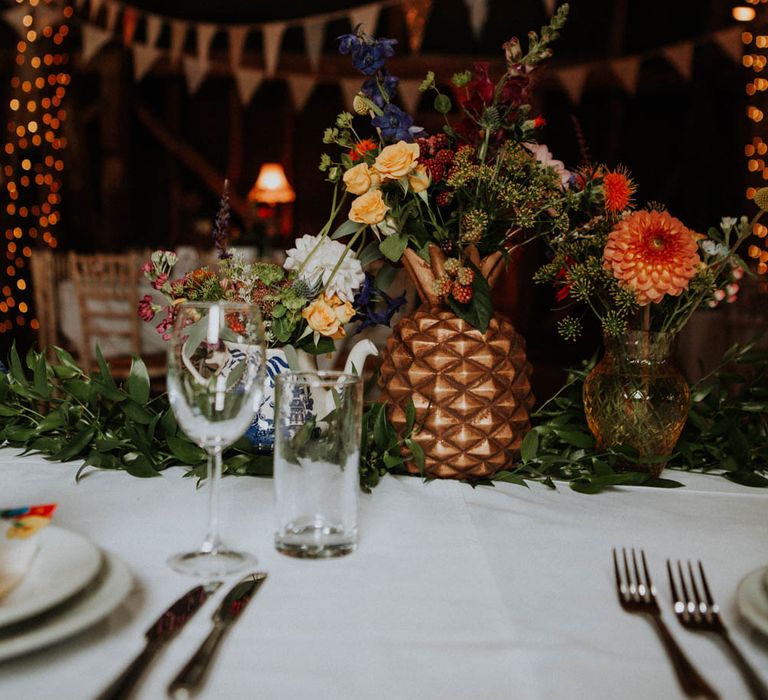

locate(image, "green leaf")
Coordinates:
62 379 91 403
331 219 363 240
121 401 153 425
57 427 96 461
433 94 452 114
32 352 50 400
166 436 206 465
446 264 492 332
405 437 426 473
405 400 416 436
95 346 116 386
520 430 539 463
35 410 65 433
91 378 126 403
725 471 768 488
379 233 408 262
556 431 595 448
359 241 384 267
123 454 161 478
125 357 150 405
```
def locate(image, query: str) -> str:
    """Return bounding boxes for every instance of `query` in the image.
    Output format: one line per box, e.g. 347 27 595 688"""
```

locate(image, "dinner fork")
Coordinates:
668 560 768 700
613 548 719 699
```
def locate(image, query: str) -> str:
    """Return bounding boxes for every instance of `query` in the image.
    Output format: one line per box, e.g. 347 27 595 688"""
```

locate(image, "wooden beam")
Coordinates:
131 99 254 226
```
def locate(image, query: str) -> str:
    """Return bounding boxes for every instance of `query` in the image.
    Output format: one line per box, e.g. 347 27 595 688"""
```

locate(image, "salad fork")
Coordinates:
613 548 719 699
667 560 768 700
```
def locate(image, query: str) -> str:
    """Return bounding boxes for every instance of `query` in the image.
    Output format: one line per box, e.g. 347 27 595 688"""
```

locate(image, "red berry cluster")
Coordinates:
433 258 474 304
417 134 455 184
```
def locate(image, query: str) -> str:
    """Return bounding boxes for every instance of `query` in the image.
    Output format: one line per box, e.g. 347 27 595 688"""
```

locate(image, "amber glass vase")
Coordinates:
582 331 690 476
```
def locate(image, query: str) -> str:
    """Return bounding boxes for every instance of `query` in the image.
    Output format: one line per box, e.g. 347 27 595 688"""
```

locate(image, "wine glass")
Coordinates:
166 301 266 577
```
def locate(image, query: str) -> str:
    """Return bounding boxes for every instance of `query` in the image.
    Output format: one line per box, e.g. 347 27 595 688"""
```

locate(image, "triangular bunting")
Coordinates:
287 74 316 112
82 23 112 63
340 78 361 113
558 65 590 103
182 56 208 94
263 21 286 77
234 67 264 105
463 0 488 40
196 23 217 61
349 3 381 33
89 0 104 21
35 3 63 31
122 7 138 46
170 20 188 66
663 42 694 80
303 18 325 72
228 25 249 70
398 79 422 115
105 0 120 32
611 56 641 95
132 42 160 81
713 26 743 64
145 14 163 47
2 5 29 37
542 0 557 16
402 0 432 53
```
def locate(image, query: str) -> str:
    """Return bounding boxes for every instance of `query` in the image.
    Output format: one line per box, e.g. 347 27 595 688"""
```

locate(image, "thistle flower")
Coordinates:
602 167 635 214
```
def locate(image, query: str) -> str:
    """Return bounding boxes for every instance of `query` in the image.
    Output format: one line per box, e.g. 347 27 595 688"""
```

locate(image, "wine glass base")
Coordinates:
167 549 257 578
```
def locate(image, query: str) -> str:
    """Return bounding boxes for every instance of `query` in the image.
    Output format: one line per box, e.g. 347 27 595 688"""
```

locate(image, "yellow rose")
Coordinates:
373 141 420 180
330 294 356 325
408 163 431 193
303 297 342 338
349 189 389 225
343 163 374 195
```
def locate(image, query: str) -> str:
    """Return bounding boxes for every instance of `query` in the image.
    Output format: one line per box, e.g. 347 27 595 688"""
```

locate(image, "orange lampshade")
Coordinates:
248 163 296 204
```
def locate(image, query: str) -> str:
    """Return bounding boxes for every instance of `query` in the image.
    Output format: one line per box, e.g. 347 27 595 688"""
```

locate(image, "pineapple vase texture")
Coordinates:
379 247 535 480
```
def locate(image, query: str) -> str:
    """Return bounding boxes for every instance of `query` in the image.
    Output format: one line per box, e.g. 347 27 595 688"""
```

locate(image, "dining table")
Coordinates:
0 446 766 699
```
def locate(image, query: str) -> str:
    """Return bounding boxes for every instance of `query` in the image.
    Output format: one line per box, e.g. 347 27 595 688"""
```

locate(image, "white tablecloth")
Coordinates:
0 449 766 699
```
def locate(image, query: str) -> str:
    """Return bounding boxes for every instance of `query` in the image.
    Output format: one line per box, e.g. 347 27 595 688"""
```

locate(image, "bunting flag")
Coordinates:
558 65 590 104
663 42 695 80
89 0 104 21
169 20 188 66
81 23 112 63
228 25 249 70
340 78 362 113
611 56 642 95
713 26 743 64
234 67 264 105
105 0 120 32
303 18 325 72
263 22 286 77
542 0 558 16
132 42 160 81
287 74 316 111
196 23 217 61
463 0 488 40
349 2 381 33
2 4 29 37
122 7 138 46
145 14 162 47
35 3 64 31
402 0 432 53
398 79 422 115
183 56 208 93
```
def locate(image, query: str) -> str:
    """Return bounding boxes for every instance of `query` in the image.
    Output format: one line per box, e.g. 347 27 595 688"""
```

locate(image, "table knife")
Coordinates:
96 581 222 700
168 572 268 699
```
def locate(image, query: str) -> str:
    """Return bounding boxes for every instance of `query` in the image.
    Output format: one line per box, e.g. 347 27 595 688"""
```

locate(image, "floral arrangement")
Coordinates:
138 184 405 352
316 5 572 331
534 163 768 340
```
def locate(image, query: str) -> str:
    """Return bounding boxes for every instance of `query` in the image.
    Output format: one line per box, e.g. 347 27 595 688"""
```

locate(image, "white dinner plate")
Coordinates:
0 551 132 662
736 565 768 637
0 526 102 628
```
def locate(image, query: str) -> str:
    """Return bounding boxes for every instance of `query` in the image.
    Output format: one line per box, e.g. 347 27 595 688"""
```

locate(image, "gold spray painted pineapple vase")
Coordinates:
379 245 535 479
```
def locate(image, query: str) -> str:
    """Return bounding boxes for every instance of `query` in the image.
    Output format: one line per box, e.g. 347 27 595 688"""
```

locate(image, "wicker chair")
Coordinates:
29 249 70 359
67 252 165 379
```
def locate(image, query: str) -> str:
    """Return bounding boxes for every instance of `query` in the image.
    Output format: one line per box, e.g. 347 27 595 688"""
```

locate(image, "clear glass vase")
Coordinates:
582 330 690 476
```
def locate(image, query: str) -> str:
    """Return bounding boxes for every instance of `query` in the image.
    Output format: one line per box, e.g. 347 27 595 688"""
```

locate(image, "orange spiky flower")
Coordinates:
602 166 635 214
349 138 378 161
604 209 700 305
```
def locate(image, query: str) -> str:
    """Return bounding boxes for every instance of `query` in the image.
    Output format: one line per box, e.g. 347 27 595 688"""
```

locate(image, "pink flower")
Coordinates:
137 295 155 322
141 261 153 275
155 310 174 341
151 272 168 290
523 142 571 188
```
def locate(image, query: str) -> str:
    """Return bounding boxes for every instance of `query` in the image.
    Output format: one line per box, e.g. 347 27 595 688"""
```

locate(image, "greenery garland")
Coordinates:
1 341 766 494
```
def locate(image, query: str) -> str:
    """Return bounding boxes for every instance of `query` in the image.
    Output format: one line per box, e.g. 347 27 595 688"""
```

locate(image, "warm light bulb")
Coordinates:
733 6 757 21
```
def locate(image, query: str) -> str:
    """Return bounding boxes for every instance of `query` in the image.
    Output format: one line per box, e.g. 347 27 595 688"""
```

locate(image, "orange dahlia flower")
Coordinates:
604 210 700 305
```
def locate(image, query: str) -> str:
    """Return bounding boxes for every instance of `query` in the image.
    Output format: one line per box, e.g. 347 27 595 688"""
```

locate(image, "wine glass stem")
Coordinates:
201 445 223 554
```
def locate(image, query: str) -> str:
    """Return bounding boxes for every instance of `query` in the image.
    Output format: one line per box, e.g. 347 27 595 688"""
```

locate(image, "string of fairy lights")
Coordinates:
737 1 768 273
1 0 71 335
